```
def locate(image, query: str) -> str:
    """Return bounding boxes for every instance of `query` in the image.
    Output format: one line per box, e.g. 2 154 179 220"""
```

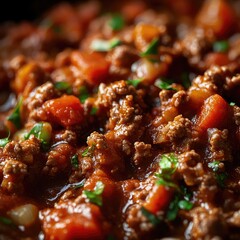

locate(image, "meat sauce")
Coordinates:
0 0 240 239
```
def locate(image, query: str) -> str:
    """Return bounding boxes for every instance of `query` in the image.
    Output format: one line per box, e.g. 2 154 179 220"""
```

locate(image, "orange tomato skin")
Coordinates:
196 0 237 38
143 184 172 214
71 51 110 86
196 94 230 133
43 95 84 127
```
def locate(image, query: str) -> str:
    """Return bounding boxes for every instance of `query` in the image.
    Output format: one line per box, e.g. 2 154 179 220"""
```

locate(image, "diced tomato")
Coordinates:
43 95 84 127
143 184 172 214
205 52 230 67
196 94 230 133
196 0 237 38
71 51 110 86
43 205 106 240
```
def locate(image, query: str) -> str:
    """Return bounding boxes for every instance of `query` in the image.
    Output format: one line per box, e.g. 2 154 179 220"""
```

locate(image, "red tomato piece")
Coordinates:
196 0 237 38
43 95 84 127
71 51 110 86
205 52 230 67
196 94 230 133
143 184 172 214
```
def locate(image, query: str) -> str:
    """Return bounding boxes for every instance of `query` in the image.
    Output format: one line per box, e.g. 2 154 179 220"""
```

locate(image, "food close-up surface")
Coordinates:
0 0 240 239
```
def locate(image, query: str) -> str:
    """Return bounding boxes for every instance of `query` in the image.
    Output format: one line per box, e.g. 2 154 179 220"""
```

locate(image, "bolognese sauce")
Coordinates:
0 0 240 239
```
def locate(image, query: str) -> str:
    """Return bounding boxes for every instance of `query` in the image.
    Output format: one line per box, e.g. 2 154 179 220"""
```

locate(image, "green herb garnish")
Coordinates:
82 145 96 157
79 86 89 103
83 181 105 206
230 102 236 106
108 14 125 31
0 131 10 148
126 79 142 87
141 207 161 226
213 40 229 53
155 78 176 91
0 216 13 225
90 107 98 115
7 97 23 129
178 200 193 210
90 38 121 52
208 161 221 172
141 38 159 57
54 82 72 94
71 154 79 169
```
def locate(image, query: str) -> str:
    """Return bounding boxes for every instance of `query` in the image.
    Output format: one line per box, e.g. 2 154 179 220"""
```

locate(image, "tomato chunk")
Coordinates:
43 95 84 127
143 184 172 214
196 0 237 38
196 94 230 133
71 51 110 86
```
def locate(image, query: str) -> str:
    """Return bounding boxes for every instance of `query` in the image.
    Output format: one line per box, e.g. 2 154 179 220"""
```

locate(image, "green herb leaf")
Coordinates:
83 181 105 206
230 102 236 106
216 172 227 188
7 97 22 129
167 195 179 221
0 137 10 147
126 79 142 87
82 145 96 157
159 153 178 175
24 122 51 149
71 155 79 169
108 14 125 31
90 107 98 115
79 86 89 103
155 78 176 91
141 207 161 226
208 161 220 172
90 38 121 52
141 38 159 57
178 200 193 210
213 40 229 53
54 82 72 94
0 216 13 225
155 175 179 189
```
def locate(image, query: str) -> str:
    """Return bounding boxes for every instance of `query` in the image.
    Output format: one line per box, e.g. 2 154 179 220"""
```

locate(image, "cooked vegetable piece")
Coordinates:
7 97 22 129
108 14 125 31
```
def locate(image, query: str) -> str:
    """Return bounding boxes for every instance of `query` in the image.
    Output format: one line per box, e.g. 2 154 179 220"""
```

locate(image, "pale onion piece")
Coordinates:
8 204 39 227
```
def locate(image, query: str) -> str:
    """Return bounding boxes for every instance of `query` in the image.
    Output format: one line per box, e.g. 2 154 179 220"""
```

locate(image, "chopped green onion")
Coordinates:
141 38 159 57
126 79 142 87
54 82 72 94
79 86 89 103
108 14 125 31
7 97 23 129
213 40 229 53
155 78 176 91
90 38 121 52
71 154 79 169
141 207 161 226
83 181 105 206
230 102 235 106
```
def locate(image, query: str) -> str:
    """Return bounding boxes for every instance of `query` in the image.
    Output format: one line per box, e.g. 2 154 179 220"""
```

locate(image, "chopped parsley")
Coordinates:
126 79 142 87
141 207 161 226
208 161 221 172
83 181 105 206
7 97 23 129
140 38 159 57
0 131 10 148
54 82 72 94
108 14 125 31
71 154 79 169
82 145 96 157
90 38 121 52
0 216 14 226
213 40 229 53
24 122 51 149
90 107 98 115
230 102 236 106
155 78 176 91
79 86 89 103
